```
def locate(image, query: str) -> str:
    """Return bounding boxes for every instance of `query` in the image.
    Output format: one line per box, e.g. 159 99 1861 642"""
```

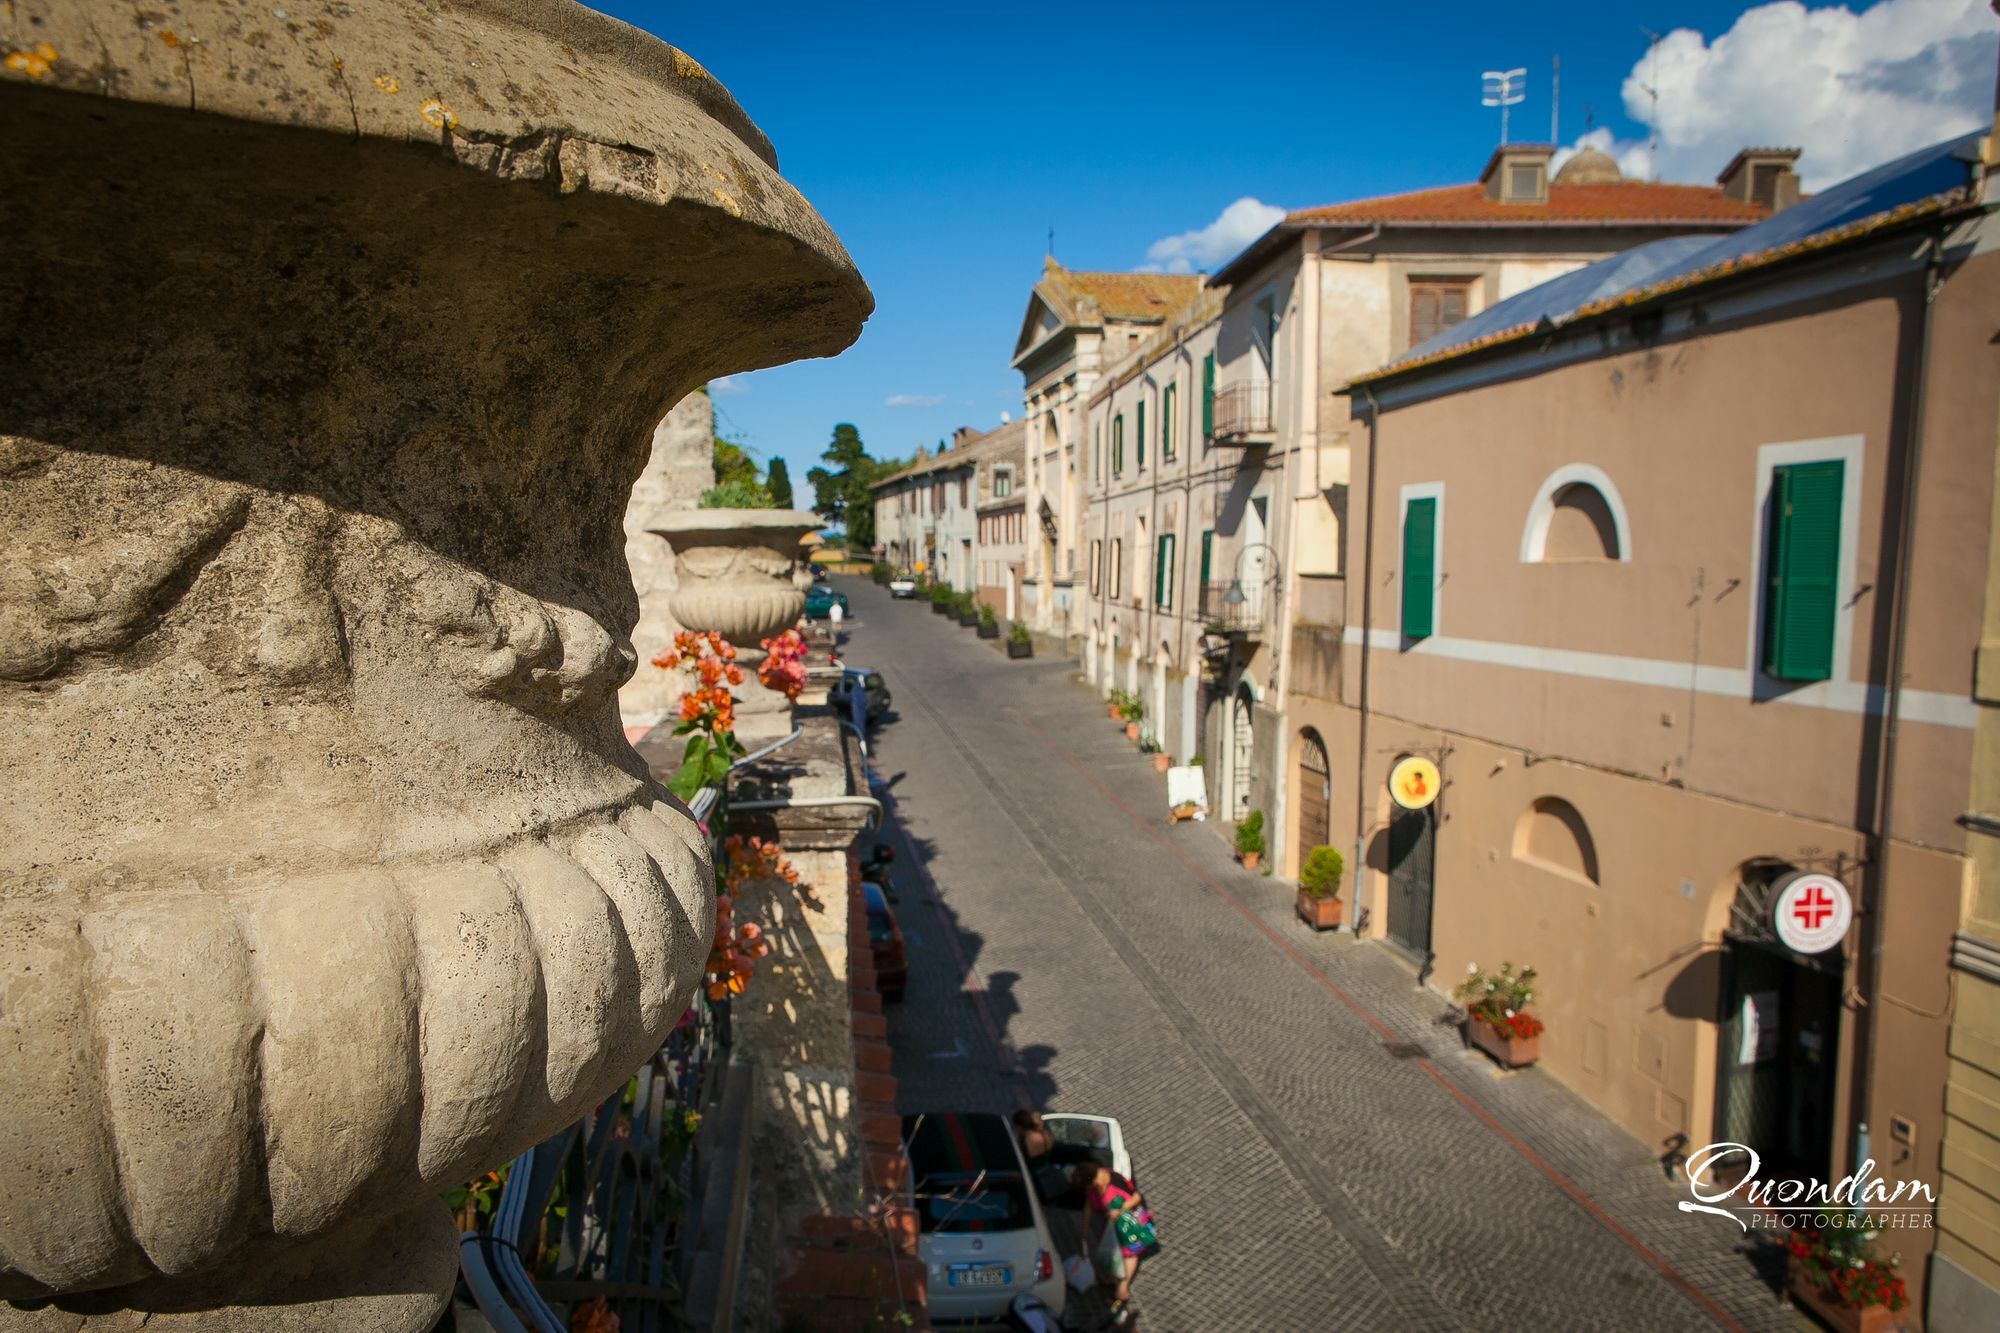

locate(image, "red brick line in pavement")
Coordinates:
869 774 1034 1113
1007 705 1748 1333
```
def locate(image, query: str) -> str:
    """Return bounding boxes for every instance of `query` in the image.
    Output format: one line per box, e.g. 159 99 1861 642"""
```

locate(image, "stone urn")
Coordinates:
648 509 825 648
0 2 869 1329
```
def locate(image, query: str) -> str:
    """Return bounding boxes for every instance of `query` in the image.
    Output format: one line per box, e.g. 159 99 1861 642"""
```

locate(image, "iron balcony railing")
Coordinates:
1198 581 1265 634
1210 381 1274 443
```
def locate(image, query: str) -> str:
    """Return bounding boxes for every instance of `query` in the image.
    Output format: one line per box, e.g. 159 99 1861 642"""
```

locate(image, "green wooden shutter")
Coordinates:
1200 530 1213 586
1154 533 1176 608
1401 497 1437 639
1762 461 1843 681
1201 355 1215 438
1137 401 1146 468
1162 383 1176 458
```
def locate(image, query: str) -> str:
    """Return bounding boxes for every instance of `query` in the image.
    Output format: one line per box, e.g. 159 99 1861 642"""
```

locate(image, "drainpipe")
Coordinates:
1849 224 1949 1179
1350 384 1382 933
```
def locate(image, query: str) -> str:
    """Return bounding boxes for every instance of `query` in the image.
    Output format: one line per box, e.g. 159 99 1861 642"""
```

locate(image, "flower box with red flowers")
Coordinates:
1454 962 1544 1068
1463 1008 1543 1069
1785 1228 1910 1333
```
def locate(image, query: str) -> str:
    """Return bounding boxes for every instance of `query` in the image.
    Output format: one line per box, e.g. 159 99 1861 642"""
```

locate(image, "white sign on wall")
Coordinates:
1772 873 1852 955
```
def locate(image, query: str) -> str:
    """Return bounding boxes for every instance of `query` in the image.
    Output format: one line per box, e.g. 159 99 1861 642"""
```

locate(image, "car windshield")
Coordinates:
1045 1118 1113 1171
913 1173 1032 1233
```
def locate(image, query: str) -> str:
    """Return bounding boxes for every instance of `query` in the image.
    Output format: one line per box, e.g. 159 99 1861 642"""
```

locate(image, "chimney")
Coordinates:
1480 144 1555 204
1716 148 1802 213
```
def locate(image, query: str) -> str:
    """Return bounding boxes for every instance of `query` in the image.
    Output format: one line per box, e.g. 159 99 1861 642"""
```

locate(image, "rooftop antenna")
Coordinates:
1551 54 1560 144
1638 29 1663 181
1047 225 1055 258
1482 68 1526 145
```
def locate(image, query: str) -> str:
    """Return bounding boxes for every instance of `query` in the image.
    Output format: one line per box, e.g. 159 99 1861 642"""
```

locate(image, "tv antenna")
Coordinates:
1482 68 1526 145
1638 29 1663 180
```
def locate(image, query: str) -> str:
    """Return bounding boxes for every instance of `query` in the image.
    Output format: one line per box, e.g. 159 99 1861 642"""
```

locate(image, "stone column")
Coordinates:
0 3 869 1329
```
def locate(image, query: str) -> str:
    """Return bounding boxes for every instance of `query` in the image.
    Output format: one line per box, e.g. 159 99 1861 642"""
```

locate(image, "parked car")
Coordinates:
829 667 891 722
802 584 849 620
903 1112 1065 1324
1037 1113 1132 1199
888 570 918 598
861 881 905 1000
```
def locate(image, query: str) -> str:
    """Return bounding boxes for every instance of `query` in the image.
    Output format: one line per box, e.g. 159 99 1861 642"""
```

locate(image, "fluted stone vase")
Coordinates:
0 1 869 1329
649 509 824 645
648 510 823 738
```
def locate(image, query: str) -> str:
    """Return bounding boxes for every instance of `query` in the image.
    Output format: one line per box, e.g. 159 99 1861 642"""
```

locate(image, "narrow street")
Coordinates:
835 575 1796 1333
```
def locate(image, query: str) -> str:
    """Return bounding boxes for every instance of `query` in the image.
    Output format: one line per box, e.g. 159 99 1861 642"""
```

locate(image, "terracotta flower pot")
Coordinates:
1125 722 1139 740
1153 753 1171 773
1239 850 1262 871
1108 703 1121 719
1786 1261 1904 1333
1465 1012 1541 1069
1296 890 1343 931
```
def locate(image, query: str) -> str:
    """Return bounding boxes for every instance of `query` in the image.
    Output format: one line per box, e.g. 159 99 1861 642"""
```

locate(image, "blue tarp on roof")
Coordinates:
1402 130 1984 365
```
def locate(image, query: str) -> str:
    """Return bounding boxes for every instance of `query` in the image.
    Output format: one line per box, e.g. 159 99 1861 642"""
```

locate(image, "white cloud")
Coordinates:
885 393 944 408
1142 197 1287 274
1572 0 1996 191
709 374 748 396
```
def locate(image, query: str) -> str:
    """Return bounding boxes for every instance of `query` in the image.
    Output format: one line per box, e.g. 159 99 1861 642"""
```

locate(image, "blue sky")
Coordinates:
598 0 1996 484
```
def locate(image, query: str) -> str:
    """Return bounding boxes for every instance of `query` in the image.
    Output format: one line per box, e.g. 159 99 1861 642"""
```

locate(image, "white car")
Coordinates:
903 1111 1066 1324
888 571 918 598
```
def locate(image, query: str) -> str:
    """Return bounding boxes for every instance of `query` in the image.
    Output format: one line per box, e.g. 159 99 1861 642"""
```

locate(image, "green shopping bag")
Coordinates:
1112 1206 1157 1252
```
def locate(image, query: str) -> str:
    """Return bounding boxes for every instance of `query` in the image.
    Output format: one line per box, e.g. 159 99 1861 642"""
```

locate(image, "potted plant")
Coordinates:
1007 620 1033 658
1107 688 1128 721
929 581 951 615
1118 693 1144 740
958 593 980 627
1136 725 1170 772
1454 962 1544 1069
977 603 999 638
1234 809 1265 871
1295 845 1345 931
1785 1226 1909 1333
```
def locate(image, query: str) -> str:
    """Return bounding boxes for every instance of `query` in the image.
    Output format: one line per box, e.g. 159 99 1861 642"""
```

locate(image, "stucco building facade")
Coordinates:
1012 260 1200 642
1330 131 1998 1323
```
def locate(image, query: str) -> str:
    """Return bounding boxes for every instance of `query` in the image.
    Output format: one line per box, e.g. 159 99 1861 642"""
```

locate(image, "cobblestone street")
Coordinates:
838 577 1801 1332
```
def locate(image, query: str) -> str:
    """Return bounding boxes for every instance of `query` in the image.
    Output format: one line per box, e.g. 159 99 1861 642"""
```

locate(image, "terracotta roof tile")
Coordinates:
1045 264 1200 321
1289 180 1769 227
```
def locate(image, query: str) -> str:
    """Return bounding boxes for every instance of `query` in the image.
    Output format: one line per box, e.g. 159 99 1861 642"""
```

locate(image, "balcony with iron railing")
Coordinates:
1198 580 1267 635
1210 380 1275 445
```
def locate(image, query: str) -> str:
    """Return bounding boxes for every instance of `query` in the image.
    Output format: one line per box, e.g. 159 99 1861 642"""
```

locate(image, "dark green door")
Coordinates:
1386 805 1434 959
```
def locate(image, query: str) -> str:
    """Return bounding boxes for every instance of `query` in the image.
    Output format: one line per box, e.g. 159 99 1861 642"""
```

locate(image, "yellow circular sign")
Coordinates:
1389 756 1441 810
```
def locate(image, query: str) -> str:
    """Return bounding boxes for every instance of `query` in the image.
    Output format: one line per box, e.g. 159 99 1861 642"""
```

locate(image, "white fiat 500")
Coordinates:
902 1111 1066 1325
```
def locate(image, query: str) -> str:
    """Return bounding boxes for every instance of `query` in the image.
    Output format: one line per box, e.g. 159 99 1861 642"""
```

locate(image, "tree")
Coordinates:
805 423 901 552
765 457 795 508
713 434 760 490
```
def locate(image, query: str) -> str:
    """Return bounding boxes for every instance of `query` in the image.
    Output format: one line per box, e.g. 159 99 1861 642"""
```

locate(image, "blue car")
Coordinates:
802 584 849 620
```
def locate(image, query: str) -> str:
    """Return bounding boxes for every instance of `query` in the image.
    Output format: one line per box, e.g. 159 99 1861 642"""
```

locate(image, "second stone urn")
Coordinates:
650 508 824 645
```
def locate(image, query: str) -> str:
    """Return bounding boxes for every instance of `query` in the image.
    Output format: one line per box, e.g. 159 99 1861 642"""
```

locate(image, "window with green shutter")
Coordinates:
1201 355 1215 439
1762 460 1843 681
1112 415 1124 474
1137 400 1147 469
1401 497 1437 640
1199 529 1213 587
1155 532 1176 608
1162 382 1177 460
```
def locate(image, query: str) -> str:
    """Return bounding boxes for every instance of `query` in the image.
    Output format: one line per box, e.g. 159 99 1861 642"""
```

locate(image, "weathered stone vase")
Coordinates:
648 510 825 647
0 1 868 1329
